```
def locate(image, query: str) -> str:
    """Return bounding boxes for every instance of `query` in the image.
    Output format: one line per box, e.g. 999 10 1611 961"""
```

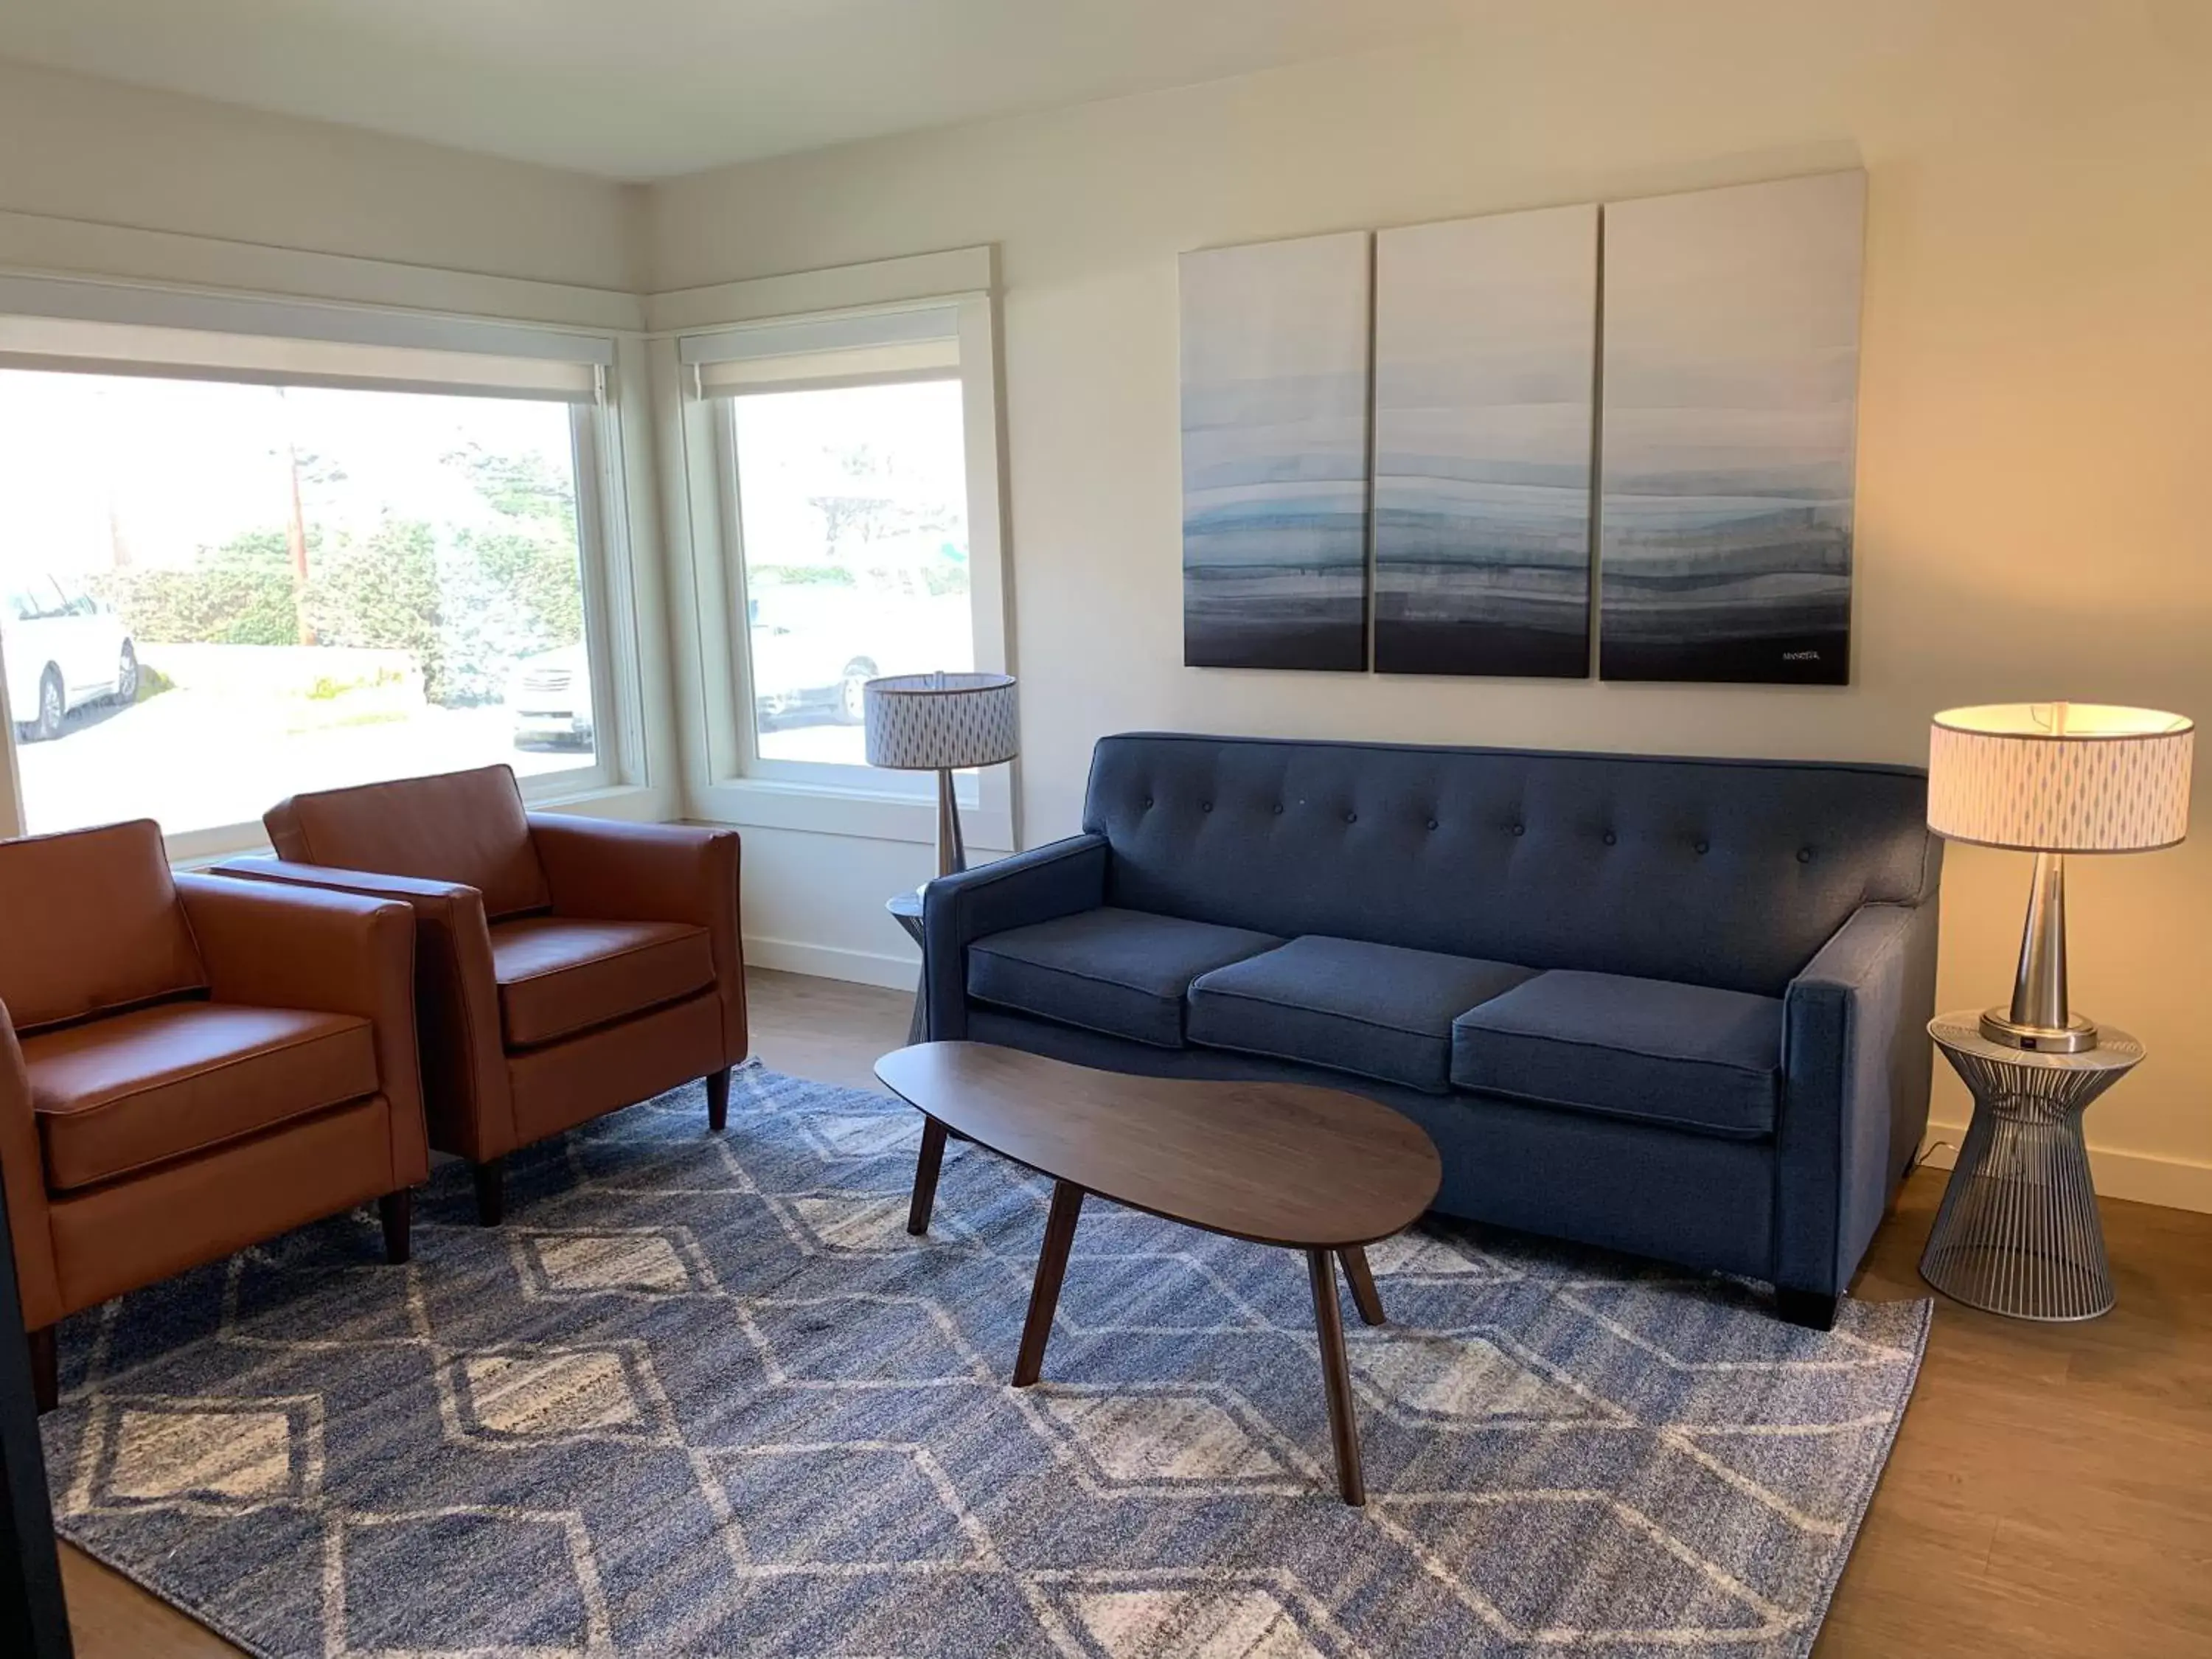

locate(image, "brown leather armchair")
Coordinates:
0 819 426 1411
218 765 747 1224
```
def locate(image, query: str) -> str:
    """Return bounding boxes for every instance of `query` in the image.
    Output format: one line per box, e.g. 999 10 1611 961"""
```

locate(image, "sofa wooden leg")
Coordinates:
1775 1287 1839 1332
378 1190 413 1264
27 1326 57 1415
706 1067 731 1134
472 1160 505 1227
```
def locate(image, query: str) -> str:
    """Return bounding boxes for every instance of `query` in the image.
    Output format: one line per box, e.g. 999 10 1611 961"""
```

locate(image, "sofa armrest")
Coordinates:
175 874 429 1190
0 1004 59 1332
527 815 746 1065
921 835 1109 1040
210 858 515 1163
1778 897 1942 1298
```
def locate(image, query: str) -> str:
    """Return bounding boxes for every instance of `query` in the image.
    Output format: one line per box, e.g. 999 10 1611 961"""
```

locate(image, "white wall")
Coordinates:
0 58 643 291
642 0 2212 1204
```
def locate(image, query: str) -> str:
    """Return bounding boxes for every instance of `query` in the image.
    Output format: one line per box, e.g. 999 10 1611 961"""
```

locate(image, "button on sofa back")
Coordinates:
922 732 1942 1327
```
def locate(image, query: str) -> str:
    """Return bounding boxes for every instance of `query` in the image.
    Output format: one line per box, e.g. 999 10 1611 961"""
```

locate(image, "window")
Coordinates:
0 298 624 846
681 293 1010 833
729 378 973 768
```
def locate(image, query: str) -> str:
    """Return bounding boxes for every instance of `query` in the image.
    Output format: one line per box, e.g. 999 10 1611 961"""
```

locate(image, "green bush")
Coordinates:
84 442 592 709
94 531 302 647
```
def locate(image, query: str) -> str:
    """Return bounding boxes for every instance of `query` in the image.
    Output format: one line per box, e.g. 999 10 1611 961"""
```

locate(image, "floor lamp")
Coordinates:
862 672 1020 879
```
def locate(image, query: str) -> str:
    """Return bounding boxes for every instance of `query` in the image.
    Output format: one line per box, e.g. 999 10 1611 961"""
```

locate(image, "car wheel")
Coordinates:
114 641 139 704
28 666 64 742
836 661 876 725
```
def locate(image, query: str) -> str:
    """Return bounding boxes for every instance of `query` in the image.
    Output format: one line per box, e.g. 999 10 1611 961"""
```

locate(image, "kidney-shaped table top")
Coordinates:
873 1041 1441 1250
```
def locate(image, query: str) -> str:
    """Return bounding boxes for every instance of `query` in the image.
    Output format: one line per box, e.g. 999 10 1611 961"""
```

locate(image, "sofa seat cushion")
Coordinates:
968 906 1280 1048
490 917 716 1048
1450 970 1783 1138
1188 936 1536 1093
27 1003 380 1191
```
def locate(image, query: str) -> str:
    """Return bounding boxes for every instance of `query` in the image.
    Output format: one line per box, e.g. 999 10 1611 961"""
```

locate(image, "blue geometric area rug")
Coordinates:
41 1063 1928 1658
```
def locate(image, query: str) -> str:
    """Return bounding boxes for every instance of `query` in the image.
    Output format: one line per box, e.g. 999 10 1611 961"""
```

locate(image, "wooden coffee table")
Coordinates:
874 1041 1442 1505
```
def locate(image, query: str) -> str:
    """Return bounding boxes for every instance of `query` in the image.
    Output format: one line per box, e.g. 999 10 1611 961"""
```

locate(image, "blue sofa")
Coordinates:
922 733 1942 1326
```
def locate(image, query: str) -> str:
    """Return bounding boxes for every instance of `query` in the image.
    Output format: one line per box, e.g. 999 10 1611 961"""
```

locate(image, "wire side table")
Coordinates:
887 888 928 1046
1920 1012 2143 1322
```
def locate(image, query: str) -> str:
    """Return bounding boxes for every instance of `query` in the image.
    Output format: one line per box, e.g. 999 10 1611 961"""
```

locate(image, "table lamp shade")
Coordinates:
1928 703 2193 854
863 672 1020 772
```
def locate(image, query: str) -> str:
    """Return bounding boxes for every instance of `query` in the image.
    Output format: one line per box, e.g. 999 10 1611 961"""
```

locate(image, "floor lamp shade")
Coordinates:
1927 702 2194 1051
863 672 1020 878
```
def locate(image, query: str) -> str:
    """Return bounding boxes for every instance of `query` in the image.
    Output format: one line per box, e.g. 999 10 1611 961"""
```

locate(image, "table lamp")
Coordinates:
1927 702 2194 1052
863 671 1019 878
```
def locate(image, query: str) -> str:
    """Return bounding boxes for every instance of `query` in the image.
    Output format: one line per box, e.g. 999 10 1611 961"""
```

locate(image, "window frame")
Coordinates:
0 279 650 853
674 288 1016 852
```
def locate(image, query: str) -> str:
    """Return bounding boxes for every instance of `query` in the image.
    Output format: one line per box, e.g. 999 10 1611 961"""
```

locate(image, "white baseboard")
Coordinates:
1921 1121 2212 1214
745 935 917 992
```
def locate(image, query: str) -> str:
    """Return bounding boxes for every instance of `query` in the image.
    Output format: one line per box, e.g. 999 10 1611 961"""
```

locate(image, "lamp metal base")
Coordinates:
1978 1006 2098 1054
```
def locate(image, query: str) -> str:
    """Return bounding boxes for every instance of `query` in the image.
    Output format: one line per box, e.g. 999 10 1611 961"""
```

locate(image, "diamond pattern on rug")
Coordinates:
450 1346 664 1442
1071 1586 1331 1659
75 1394 324 1513
42 1062 1929 1658
1040 1390 1293 1485
516 1228 713 1296
1348 1330 1599 1424
107 1407 297 1503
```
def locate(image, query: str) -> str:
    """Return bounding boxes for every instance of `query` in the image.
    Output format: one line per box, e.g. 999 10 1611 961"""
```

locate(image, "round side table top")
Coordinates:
1929 1011 2143 1074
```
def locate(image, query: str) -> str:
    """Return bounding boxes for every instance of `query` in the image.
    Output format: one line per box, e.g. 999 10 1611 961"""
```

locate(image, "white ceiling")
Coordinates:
0 0 1476 182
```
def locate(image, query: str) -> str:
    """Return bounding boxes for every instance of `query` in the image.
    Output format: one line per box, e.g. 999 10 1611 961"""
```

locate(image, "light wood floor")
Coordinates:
58 967 2212 1657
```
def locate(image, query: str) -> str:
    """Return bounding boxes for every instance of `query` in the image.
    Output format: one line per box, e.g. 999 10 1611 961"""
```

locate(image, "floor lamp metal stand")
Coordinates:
865 670 1020 1040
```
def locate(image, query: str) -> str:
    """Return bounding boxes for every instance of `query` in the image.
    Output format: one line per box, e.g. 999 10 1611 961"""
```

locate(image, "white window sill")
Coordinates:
163 782 670 869
689 774 1012 848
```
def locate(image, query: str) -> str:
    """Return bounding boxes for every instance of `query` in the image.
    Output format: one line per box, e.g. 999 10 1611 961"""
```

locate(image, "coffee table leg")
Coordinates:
906 1115 948 1236
1338 1246 1385 1326
1306 1248 1366 1506
1012 1181 1085 1387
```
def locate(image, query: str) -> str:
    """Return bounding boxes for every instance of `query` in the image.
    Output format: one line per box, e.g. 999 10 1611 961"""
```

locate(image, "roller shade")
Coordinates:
0 275 613 401
681 305 961 396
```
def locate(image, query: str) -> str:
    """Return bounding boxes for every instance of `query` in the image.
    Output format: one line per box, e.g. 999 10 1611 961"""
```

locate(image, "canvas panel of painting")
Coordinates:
1599 170 1865 684
1374 204 1598 678
1181 231 1372 672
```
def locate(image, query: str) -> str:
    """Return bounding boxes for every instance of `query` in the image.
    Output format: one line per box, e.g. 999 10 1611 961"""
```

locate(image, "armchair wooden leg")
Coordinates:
706 1066 731 1134
472 1160 505 1227
378 1190 413 1265
27 1326 56 1415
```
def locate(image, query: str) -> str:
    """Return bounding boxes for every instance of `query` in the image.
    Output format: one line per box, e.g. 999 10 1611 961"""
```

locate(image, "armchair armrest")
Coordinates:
526 815 746 1065
0 1004 59 1332
1778 897 1942 1298
174 874 428 1190
921 834 1109 1041
210 858 515 1162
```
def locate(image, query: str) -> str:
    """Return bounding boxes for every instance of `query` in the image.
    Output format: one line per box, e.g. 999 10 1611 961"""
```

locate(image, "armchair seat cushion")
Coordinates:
1189 936 1537 1093
967 907 1280 1048
1451 970 1783 1139
27 1004 380 1192
490 917 716 1049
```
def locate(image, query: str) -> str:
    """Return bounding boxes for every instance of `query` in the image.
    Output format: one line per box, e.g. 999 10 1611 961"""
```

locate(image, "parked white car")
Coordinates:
749 575 970 727
3 574 138 742
507 643 594 751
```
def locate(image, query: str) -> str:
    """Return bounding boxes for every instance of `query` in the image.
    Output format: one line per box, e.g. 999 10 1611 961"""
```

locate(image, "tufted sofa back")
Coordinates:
1081 734 1938 998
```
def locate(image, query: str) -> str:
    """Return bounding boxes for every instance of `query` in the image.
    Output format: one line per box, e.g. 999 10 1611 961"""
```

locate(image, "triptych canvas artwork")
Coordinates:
1180 170 1865 684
